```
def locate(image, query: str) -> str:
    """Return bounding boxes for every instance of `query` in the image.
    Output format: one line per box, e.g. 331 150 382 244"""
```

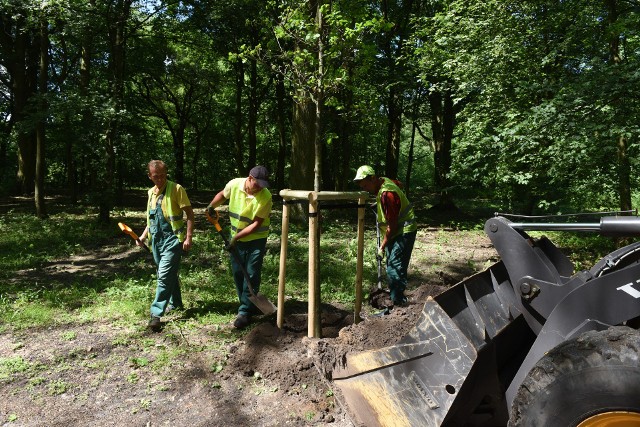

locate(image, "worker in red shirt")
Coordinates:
354 165 417 312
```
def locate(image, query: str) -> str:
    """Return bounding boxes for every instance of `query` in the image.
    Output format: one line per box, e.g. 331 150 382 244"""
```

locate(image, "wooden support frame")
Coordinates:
278 189 369 338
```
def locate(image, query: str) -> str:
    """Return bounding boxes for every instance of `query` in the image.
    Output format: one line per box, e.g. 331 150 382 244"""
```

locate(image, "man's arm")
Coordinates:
182 205 195 251
138 225 149 247
233 216 265 241
208 190 227 210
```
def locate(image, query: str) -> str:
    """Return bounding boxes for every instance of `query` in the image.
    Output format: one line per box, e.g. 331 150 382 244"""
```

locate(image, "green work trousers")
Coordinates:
149 205 183 318
385 231 416 304
230 238 267 317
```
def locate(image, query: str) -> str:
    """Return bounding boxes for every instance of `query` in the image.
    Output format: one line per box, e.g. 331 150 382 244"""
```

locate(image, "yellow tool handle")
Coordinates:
206 209 223 232
118 222 150 252
118 222 139 240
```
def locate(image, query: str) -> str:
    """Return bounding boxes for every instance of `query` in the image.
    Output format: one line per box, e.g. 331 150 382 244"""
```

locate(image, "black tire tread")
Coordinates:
509 326 640 426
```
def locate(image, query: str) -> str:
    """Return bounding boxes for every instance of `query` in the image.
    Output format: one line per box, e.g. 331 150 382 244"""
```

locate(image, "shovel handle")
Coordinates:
206 209 259 298
206 209 223 233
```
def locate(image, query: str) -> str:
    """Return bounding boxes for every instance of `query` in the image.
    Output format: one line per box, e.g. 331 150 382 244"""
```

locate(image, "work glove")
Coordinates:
377 247 385 261
226 235 238 250
206 205 216 217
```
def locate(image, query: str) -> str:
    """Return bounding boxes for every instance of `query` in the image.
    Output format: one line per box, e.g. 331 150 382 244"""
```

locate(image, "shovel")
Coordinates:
368 205 389 305
118 221 184 310
206 209 277 315
374 207 384 291
118 222 150 252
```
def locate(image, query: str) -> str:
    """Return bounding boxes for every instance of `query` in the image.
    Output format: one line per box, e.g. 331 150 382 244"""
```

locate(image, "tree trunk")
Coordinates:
233 57 246 174
332 87 353 191
275 72 287 190
429 87 456 210
72 0 96 203
606 0 632 212
380 0 413 181
34 14 48 218
314 97 323 192
385 87 402 180
173 124 186 185
248 57 258 169
289 0 320 196
0 121 9 169
12 15 36 195
191 129 202 191
616 135 631 211
313 2 324 192
101 0 132 223
291 95 316 192
405 121 416 197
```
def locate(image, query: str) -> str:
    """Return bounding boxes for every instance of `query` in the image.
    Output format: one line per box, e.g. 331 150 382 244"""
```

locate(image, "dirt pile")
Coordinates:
220 280 451 426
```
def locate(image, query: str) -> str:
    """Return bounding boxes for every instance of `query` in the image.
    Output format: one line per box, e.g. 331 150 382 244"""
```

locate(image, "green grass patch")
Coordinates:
2 206 619 330
0 357 31 380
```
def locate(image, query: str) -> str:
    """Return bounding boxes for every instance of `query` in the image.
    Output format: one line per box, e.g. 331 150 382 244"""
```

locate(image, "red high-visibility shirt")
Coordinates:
380 191 401 223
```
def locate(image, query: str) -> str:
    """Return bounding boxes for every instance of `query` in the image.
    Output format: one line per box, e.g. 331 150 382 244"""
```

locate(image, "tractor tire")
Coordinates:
508 326 640 427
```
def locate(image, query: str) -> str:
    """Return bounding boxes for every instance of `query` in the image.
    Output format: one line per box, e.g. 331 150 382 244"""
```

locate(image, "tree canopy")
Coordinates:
1 0 638 219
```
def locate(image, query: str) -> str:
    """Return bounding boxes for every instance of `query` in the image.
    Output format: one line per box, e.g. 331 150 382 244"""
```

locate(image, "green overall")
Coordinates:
377 178 417 305
149 191 183 318
226 179 272 317
231 239 267 317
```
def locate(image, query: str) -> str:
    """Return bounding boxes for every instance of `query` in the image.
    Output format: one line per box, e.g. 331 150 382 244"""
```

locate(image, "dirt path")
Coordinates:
0 223 495 426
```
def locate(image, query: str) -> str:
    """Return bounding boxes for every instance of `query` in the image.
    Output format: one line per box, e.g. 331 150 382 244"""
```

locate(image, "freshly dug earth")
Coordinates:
0 223 495 427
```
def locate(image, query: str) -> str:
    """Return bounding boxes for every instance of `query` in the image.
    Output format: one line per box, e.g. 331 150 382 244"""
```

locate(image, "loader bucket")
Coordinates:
333 261 535 427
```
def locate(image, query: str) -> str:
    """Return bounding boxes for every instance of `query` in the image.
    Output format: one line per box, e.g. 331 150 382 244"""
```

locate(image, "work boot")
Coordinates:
233 314 250 329
392 296 409 307
372 297 408 318
147 316 162 332
372 306 393 317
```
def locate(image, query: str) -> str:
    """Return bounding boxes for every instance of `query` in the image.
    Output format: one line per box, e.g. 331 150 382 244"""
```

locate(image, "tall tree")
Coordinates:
0 2 37 195
410 2 474 208
377 0 422 179
444 0 640 212
96 0 133 223
34 3 48 218
606 0 632 212
259 0 382 191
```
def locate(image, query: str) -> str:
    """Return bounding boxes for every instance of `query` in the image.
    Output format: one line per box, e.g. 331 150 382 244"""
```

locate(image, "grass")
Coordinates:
0 203 623 330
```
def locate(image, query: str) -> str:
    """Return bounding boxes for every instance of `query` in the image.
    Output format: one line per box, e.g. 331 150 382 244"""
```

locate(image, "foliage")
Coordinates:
0 0 639 215
442 0 640 212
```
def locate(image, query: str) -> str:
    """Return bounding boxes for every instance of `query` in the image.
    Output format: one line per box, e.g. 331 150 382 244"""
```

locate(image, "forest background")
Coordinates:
1 0 639 218
2 2 640 424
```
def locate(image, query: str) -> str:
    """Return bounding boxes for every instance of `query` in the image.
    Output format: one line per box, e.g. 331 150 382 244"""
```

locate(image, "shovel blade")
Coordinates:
250 293 277 315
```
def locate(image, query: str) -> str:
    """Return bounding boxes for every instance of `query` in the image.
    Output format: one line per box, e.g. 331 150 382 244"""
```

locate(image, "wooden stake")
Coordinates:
277 201 290 329
277 189 369 337
308 191 321 338
355 196 366 323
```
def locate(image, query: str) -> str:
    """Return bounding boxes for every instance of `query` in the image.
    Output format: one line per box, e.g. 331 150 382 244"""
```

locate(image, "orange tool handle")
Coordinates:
118 222 150 252
206 209 223 233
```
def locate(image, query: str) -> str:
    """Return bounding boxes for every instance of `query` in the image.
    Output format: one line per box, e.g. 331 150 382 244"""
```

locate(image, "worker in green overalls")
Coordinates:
138 160 194 332
354 165 417 313
207 166 273 329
